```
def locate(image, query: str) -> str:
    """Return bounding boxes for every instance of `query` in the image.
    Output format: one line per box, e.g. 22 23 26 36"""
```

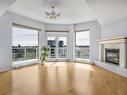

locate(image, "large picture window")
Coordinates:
75 30 90 59
12 26 39 62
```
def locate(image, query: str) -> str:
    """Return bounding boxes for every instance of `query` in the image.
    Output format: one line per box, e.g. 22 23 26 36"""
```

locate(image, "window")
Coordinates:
75 30 90 59
12 26 39 62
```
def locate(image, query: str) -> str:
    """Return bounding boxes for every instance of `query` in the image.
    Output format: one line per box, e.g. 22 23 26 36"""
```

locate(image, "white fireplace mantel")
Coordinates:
99 37 127 44
99 37 127 68
95 37 127 77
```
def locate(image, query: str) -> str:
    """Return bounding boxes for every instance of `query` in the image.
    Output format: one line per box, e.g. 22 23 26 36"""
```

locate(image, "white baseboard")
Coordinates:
74 58 91 64
0 68 12 73
13 59 39 69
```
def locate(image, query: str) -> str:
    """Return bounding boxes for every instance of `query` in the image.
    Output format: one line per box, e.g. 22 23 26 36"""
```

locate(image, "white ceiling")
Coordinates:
5 0 127 26
0 0 15 16
8 0 96 24
87 0 127 26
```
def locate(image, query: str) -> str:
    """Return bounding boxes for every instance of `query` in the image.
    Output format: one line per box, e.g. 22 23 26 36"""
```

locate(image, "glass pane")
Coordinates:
12 48 25 61
47 37 57 58
58 37 67 58
26 48 38 60
76 31 90 59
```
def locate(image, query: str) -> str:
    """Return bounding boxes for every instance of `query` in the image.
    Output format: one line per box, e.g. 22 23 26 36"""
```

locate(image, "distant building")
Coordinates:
48 40 56 47
47 40 65 58
48 40 64 47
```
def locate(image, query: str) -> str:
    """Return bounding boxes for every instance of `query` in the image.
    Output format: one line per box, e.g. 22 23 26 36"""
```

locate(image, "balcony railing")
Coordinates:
12 47 39 62
12 46 89 61
48 47 67 58
48 46 89 59
75 46 90 59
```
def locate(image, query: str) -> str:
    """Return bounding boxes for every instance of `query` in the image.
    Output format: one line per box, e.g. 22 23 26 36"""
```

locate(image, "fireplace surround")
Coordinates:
98 37 127 68
95 37 127 77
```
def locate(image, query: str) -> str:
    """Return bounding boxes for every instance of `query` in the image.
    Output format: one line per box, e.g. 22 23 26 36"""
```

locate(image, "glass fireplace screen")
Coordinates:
105 49 120 65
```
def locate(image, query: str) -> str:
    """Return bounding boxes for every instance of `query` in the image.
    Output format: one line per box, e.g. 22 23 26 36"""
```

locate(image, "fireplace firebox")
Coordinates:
105 49 120 65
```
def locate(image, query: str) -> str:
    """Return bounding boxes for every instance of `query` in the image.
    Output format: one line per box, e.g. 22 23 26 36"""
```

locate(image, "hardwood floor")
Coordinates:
0 62 127 95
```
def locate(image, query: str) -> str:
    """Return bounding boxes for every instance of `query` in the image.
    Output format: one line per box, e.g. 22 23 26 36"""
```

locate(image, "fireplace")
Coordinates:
105 49 120 65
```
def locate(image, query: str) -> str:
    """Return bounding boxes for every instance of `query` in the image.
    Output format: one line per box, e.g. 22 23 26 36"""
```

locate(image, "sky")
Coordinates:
12 27 89 46
12 27 38 46
76 31 90 46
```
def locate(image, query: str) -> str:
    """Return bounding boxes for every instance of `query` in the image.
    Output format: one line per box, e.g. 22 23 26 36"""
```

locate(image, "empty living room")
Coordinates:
0 0 127 95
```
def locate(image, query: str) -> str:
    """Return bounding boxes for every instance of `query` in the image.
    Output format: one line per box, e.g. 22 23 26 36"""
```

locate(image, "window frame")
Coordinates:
12 24 40 61
75 29 90 59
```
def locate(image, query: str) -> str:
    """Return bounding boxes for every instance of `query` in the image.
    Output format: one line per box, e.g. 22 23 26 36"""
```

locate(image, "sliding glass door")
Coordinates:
46 32 68 60
75 30 90 59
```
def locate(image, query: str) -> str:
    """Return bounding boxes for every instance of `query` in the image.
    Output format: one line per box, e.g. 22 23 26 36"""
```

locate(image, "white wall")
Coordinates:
0 12 12 71
101 17 127 39
75 20 101 61
68 25 75 61
45 24 70 31
0 12 45 72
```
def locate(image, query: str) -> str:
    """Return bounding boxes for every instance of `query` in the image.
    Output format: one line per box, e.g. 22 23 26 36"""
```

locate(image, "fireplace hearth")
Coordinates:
105 49 120 65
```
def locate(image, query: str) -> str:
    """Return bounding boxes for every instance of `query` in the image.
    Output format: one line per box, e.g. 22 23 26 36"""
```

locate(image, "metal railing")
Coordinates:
12 46 89 61
48 47 67 58
48 46 89 59
12 47 39 62
75 46 90 59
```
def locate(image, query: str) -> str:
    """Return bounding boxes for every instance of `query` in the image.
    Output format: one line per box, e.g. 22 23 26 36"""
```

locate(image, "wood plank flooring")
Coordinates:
0 62 127 95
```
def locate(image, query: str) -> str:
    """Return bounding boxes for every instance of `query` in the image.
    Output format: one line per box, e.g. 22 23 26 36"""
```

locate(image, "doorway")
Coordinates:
46 32 68 61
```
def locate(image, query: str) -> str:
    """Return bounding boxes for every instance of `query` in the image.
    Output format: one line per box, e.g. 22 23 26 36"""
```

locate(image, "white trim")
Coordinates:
13 59 39 68
74 58 91 64
0 68 12 73
47 58 69 62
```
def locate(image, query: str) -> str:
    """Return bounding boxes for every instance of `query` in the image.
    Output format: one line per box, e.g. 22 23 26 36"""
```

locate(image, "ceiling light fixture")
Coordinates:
45 6 61 20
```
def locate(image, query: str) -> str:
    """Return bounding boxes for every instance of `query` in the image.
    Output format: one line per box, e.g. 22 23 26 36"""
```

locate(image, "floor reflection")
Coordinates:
0 62 127 95
0 71 13 95
38 62 94 95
